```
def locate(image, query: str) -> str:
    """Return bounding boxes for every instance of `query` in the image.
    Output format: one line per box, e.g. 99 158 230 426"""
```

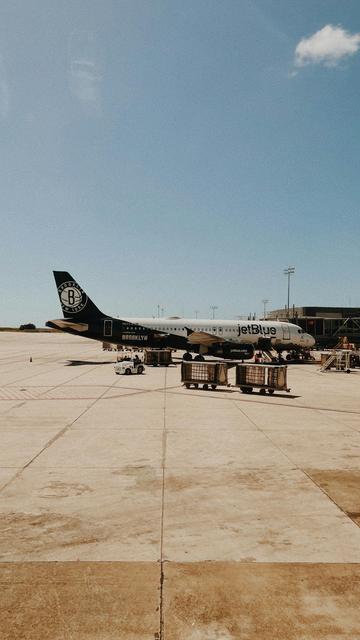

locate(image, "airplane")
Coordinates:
46 271 315 360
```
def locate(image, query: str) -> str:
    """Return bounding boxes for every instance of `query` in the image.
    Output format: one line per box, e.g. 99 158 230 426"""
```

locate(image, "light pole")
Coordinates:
283 266 295 318
262 299 269 320
195 310 199 319
210 305 218 319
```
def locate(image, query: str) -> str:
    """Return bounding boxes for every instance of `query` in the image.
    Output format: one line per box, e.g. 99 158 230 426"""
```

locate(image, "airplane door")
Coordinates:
104 319 113 337
282 325 290 341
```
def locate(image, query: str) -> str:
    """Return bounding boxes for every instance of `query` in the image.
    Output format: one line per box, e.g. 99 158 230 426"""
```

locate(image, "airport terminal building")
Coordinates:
267 306 360 348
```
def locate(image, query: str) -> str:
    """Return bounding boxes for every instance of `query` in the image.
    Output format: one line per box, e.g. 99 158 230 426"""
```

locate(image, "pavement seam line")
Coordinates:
300 468 360 530
232 400 302 471
234 402 360 529
0 375 121 494
165 388 360 416
2 346 102 386
159 366 168 640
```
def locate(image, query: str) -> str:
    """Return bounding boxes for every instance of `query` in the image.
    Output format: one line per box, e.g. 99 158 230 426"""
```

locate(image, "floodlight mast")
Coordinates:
283 267 295 318
210 305 218 319
262 299 269 320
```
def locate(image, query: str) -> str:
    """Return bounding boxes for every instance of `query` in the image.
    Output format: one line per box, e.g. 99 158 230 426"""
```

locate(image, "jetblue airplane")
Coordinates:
46 271 315 359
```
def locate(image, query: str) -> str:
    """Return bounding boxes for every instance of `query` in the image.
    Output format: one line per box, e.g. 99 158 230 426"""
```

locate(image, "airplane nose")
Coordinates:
306 333 315 347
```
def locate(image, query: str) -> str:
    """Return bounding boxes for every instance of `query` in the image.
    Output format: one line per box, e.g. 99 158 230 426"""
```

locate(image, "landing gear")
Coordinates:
194 354 205 361
183 352 193 361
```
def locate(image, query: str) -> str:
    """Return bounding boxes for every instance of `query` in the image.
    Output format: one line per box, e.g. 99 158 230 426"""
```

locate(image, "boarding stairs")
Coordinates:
320 349 351 373
260 349 278 363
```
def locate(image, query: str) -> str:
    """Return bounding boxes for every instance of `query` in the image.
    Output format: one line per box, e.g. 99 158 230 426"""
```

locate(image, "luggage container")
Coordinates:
235 364 290 395
102 342 115 351
144 349 173 367
181 361 228 390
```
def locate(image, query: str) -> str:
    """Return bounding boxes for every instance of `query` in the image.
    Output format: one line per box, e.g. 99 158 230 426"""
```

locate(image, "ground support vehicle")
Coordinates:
181 361 228 390
114 360 144 375
144 349 173 366
235 364 290 395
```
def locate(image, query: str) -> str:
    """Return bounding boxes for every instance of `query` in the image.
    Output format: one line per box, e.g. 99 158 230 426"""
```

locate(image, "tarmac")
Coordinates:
0 331 360 639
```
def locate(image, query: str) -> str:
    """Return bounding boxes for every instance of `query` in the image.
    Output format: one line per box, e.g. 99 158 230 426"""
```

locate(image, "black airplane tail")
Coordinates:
53 271 105 321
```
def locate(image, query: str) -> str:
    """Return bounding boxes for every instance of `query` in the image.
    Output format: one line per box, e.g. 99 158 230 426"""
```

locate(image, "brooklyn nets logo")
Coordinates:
58 281 88 314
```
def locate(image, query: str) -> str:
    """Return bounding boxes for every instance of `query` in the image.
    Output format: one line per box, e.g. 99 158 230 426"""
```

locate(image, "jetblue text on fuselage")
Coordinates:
237 324 276 337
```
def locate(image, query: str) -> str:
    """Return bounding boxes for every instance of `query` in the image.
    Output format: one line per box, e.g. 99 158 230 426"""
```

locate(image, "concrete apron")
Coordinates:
0 332 360 639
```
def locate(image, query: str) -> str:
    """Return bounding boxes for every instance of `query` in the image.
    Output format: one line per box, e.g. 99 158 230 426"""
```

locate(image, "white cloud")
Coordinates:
68 31 102 115
295 24 360 67
70 58 101 110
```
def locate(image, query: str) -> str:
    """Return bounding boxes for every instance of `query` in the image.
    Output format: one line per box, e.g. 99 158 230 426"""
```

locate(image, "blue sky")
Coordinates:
1 0 360 325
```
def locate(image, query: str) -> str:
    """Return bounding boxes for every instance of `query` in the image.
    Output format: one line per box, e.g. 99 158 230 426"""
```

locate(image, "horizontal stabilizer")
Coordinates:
47 319 89 332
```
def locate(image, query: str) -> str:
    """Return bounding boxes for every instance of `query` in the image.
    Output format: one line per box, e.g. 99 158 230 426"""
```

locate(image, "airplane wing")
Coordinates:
186 330 225 346
152 330 170 338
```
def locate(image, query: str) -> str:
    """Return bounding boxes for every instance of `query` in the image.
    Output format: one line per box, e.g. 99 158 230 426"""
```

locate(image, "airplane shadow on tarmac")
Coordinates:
65 360 114 366
182 389 301 399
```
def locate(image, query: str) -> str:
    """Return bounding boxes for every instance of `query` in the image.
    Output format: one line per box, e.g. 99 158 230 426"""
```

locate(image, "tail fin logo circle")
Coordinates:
58 281 88 314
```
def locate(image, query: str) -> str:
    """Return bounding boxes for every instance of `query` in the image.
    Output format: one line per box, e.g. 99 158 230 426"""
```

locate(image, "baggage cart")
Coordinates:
235 364 290 395
181 361 228 390
144 349 173 367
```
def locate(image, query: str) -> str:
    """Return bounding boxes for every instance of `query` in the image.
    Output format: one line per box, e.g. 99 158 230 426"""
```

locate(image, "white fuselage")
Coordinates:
122 317 315 349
